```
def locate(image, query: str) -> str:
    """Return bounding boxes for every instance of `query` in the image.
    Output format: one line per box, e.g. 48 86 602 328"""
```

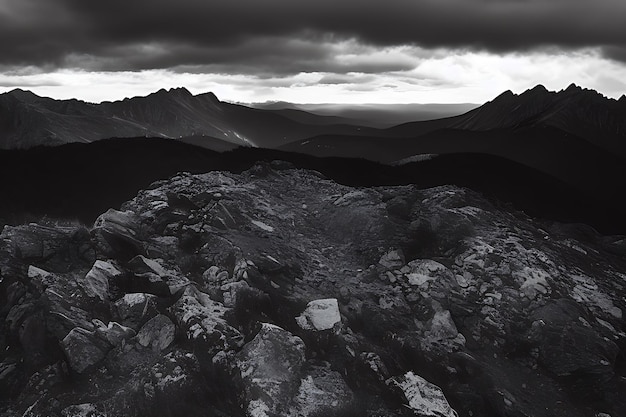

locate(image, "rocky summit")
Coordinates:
0 161 625 417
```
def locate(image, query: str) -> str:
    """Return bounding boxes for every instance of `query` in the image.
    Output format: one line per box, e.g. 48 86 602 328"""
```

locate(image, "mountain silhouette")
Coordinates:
0 87 376 149
386 83 626 157
1 84 625 233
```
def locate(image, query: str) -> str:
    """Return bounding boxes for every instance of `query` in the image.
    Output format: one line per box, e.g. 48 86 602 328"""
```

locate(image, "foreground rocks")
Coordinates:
0 162 625 416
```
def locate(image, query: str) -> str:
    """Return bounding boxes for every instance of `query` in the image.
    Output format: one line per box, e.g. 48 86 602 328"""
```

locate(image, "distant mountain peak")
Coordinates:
495 90 515 99
519 84 550 99
198 91 220 103
565 83 582 92
168 86 193 96
530 84 548 92
5 88 41 102
449 83 626 157
147 87 196 103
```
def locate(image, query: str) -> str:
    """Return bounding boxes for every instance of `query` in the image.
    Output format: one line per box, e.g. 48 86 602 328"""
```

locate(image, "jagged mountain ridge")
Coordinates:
3 84 625 157
0 87 376 149
385 84 626 157
451 84 626 134
279 85 626 201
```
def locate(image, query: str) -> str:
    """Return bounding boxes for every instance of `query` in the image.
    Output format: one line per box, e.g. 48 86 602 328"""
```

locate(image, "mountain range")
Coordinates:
3 84 625 156
0 87 377 150
0 84 625 232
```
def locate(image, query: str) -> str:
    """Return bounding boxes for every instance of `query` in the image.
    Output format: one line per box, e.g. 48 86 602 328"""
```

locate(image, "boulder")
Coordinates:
169 286 243 354
420 306 466 355
126 255 172 296
530 300 619 393
290 364 355 416
93 209 143 259
221 280 253 308
113 293 159 330
44 287 95 340
296 298 341 333
378 249 405 270
1 224 94 271
78 260 121 302
387 371 458 417
95 321 136 347
234 323 306 416
128 255 169 277
60 327 111 374
136 314 176 352
203 265 231 288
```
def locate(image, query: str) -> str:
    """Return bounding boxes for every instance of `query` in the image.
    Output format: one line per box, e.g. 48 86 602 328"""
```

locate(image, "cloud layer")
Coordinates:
1 0 625 104
1 0 626 74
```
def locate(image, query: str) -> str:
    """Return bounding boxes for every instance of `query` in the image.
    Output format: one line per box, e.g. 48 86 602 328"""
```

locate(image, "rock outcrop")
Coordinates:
0 162 625 416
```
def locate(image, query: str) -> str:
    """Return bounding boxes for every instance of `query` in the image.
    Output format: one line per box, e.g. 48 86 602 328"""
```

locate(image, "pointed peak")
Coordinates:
168 87 192 96
492 89 515 101
518 84 550 99
149 87 194 100
566 83 581 91
529 84 548 93
5 88 41 102
198 91 220 103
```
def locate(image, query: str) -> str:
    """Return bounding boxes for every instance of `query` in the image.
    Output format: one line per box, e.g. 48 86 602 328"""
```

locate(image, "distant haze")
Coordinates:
250 102 479 128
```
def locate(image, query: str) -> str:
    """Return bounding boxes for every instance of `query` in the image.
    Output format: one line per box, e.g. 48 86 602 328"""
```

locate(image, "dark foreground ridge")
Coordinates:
0 162 625 416
1 137 625 235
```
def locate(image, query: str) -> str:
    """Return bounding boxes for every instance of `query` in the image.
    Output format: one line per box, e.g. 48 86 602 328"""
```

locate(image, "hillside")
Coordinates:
1 163 625 416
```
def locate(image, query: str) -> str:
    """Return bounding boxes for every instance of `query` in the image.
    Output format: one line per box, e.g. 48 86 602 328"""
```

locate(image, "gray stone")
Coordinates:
290 364 355 416
136 314 176 352
60 328 110 374
93 209 143 258
169 286 243 354
113 293 159 330
378 249 405 270
387 371 458 417
296 298 341 333
78 260 120 301
95 321 136 347
235 323 306 417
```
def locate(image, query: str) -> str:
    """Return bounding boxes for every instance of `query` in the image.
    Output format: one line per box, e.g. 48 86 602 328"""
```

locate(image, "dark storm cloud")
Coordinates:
1 0 625 73
62 38 418 76
603 46 626 63
318 74 378 85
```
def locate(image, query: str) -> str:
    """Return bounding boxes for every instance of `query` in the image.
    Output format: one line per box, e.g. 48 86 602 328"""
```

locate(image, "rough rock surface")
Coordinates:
388 371 458 417
0 162 625 416
296 298 342 332
60 327 110 374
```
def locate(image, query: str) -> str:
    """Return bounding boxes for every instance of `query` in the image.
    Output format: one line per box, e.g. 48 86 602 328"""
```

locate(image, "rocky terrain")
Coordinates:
1 162 625 416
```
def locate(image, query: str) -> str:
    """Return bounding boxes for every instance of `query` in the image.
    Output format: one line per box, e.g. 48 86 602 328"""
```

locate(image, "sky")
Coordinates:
0 0 625 104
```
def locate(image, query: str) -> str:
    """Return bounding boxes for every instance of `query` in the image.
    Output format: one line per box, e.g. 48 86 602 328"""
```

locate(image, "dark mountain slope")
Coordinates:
0 88 377 149
279 125 626 200
386 84 626 157
1 138 624 234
